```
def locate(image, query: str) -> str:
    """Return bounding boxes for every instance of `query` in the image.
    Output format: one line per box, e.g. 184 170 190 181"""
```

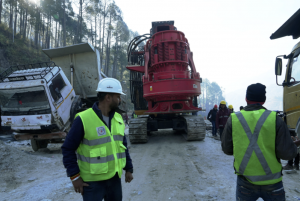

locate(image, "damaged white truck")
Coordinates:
0 43 126 151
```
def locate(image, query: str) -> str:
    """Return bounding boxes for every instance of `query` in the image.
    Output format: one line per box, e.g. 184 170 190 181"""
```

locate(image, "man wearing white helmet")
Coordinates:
62 78 133 201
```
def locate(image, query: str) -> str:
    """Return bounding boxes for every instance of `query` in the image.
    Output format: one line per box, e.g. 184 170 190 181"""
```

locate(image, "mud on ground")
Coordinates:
0 130 299 201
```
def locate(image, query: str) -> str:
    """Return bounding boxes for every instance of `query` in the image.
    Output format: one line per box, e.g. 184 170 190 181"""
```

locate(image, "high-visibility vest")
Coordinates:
75 108 126 182
232 109 282 185
134 114 137 118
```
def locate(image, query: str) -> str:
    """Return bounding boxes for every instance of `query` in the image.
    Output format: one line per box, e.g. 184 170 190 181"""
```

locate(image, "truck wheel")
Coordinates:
31 139 49 151
39 140 49 149
31 139 39 151
70 95 82 126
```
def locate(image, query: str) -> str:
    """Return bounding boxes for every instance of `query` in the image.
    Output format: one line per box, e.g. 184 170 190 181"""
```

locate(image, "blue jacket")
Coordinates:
61 102 133 177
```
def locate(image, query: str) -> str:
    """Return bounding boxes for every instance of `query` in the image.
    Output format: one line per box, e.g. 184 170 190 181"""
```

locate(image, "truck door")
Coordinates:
48 73 75 125
284 50 300 129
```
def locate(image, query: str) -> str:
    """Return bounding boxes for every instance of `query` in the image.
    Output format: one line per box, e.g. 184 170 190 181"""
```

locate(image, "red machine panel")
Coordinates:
127 21 202 114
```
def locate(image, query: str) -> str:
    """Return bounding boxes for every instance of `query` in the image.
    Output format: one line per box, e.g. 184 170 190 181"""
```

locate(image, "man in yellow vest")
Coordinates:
221 83 297 201
62 78 133 201
228 105 234 113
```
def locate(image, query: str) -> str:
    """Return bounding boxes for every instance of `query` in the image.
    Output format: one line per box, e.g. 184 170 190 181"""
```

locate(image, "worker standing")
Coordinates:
207 105 218 137
216 100 231 139
61 78 133 201
283 132 299 170
228 105 234 113
125 113 129 125
221 83 297 201
283 151 299 170
122 113 129 125
132 112 137 118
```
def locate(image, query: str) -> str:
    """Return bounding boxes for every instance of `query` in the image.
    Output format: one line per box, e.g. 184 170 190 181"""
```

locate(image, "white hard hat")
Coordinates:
96 78 126 95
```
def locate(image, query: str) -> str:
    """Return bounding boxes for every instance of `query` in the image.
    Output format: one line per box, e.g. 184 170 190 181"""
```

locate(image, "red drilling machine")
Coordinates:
126 21 205 143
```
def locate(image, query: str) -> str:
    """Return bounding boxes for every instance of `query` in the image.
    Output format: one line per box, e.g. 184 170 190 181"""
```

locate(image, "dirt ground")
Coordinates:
0 128 299 201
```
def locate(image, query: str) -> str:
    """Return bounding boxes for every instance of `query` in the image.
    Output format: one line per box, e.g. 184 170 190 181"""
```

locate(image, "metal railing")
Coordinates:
0 61 58 83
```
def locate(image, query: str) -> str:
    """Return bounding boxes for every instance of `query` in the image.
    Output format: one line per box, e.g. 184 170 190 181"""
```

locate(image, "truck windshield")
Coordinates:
0 86 51 115
290 54 300 83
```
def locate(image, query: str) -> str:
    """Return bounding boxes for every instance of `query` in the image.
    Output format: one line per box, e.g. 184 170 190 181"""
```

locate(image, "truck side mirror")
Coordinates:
275 58 282 76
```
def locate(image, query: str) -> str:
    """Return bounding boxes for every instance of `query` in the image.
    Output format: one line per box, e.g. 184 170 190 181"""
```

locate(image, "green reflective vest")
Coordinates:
75 108 126 182
134 114 137 118
232 109 282 185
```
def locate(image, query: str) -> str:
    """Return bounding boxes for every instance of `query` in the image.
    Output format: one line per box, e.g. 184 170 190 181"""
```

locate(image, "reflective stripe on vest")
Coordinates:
77 152 126 164
82 136 111 146
81 135 123 146
113 135 123 142
233 110 282 185
117 152 126 159
77 153 115 163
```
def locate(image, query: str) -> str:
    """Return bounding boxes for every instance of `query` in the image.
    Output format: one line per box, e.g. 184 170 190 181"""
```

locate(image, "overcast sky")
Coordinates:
114 0 299 110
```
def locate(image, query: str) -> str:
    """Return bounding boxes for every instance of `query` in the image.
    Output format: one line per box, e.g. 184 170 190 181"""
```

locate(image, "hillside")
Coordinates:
0 24 49 72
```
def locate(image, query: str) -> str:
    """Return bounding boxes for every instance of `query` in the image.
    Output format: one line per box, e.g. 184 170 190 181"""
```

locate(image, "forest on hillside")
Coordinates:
0 0 137 76
199 78 226 117
0 0 226 112
0 0 140 110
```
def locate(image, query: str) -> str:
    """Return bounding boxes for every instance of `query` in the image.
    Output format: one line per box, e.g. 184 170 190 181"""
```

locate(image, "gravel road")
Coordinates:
0 129 299 201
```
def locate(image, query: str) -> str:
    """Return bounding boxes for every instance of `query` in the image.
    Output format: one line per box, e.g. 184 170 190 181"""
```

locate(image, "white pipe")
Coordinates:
69 54 74 87
71 67 73 87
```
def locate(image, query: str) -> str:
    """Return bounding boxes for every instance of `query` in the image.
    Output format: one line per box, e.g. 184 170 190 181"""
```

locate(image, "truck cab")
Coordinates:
0 43 127 151
271 9 300 132
0 63 75 134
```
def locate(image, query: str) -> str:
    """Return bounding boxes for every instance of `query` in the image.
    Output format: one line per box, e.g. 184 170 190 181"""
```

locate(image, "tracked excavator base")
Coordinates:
182 115 206 141
128 115 206 143
128 117 148 143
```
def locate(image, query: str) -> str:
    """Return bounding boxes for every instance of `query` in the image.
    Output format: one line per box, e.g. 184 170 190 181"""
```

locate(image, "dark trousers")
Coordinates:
82 173 122 201
219 127 224 139
288 152 299 166
211 121 216 136
236 175 285 201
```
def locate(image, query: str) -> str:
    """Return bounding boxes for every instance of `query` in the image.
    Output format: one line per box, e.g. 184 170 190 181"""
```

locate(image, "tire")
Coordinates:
70 95 82 126
39 140 49 149
31 139 39 151
31 139 49 151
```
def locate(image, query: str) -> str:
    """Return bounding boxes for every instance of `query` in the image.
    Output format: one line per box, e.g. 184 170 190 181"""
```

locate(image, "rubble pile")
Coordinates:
0 141 40 191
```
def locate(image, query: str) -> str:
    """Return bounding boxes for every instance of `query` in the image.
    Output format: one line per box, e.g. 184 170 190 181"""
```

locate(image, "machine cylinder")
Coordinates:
143 27 201 114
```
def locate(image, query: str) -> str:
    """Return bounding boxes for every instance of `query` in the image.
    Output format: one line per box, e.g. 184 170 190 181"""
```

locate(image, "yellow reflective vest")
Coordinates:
75 108 126 182
232 109 282 185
